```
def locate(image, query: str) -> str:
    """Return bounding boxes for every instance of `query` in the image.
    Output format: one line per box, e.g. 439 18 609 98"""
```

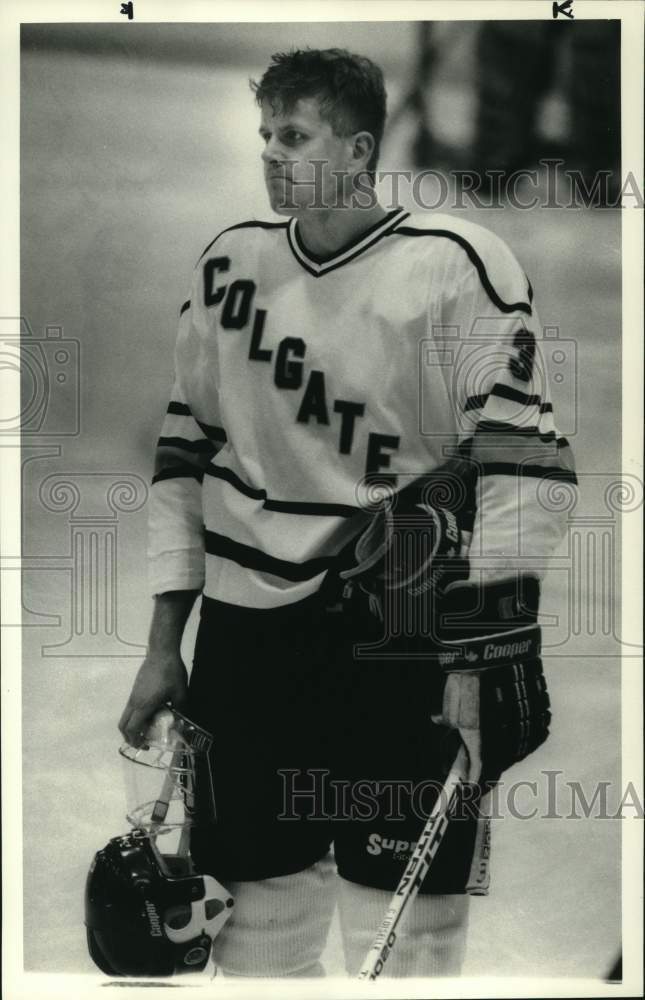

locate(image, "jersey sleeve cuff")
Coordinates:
148 551 205 597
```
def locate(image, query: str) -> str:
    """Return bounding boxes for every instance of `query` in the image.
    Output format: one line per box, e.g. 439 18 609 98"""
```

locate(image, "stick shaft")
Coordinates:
357 745 468 980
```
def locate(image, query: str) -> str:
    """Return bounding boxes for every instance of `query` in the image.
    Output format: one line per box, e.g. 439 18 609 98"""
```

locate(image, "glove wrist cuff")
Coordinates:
437 623 542 672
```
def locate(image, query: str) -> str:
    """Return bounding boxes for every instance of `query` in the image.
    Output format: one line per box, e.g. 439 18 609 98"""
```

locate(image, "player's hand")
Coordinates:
431 578 551 785
433 656 551 784
118 653 188 748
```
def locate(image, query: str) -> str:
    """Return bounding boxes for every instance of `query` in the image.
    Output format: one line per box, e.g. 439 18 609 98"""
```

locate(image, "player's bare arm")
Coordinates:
118 589 199 747
118 304 223 746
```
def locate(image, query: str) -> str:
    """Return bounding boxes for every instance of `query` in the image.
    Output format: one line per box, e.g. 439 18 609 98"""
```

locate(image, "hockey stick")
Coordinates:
357 743 469 980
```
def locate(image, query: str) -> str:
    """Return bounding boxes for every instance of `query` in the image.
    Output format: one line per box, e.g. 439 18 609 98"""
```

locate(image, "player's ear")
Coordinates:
350 131 375 174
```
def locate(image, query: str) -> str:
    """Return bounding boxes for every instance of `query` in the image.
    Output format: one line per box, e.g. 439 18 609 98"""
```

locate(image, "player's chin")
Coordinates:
263 180 291 215
268 201 297 218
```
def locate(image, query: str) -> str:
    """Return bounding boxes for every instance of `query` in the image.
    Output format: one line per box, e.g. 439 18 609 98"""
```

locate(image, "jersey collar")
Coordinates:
286 208 409 277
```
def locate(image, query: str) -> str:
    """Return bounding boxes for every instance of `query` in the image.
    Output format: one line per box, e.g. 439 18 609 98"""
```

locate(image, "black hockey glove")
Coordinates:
339 467 551 784
338 461 475 620
431 577 551 785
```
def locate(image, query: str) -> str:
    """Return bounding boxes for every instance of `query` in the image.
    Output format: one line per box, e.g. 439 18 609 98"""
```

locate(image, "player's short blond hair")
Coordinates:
250 48 387 176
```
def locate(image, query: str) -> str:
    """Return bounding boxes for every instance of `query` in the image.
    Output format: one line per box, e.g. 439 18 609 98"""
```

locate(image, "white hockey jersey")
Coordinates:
148 209 576 608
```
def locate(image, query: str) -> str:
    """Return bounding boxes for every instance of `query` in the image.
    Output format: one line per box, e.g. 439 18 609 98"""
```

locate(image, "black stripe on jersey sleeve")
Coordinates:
157 436 216 453
179 300 191 316
262 498 359 518
464 392 553 414
479 462 578 484
165 405 228 445
388 226 532 316
205 530 334 582
485 384 542 406
463 393 489 413
197 219 289 264
152 464 204 485
463 384 549 412
167 401 192 416
205 463 360 517
195 420 228 444
205 463 266 501
474 419 564 445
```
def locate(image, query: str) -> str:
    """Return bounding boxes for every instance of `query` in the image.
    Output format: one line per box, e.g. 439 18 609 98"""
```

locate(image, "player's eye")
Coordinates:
282 130 306 146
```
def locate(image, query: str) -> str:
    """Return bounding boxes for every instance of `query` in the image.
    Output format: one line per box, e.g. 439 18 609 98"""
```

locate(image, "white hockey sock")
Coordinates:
212 854 337 977
338 879 470 977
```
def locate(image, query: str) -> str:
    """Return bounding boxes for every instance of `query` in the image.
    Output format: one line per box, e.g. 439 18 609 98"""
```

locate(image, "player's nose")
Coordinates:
261 136 285 164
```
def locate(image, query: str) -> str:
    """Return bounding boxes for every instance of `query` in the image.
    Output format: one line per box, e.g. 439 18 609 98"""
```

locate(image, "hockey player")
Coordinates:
119 49 576 977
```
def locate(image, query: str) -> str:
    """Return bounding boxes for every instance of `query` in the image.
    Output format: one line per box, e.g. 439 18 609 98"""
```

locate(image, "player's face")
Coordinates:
259 98 355 215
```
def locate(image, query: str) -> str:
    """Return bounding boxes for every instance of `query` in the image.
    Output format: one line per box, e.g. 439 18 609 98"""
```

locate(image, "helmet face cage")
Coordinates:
119 708 216 832
85 829 234 978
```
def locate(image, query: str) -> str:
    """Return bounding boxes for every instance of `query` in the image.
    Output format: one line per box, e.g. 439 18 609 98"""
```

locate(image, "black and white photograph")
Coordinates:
2 1 643 996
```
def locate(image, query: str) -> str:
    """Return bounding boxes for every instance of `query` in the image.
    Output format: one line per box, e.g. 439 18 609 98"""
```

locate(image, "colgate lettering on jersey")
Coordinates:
274 337 306 389
248 309 272 362
202 256 400 475
203 256 230 306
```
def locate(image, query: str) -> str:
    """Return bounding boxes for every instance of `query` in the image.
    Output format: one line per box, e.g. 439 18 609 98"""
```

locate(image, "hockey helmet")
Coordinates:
85 828 234 978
